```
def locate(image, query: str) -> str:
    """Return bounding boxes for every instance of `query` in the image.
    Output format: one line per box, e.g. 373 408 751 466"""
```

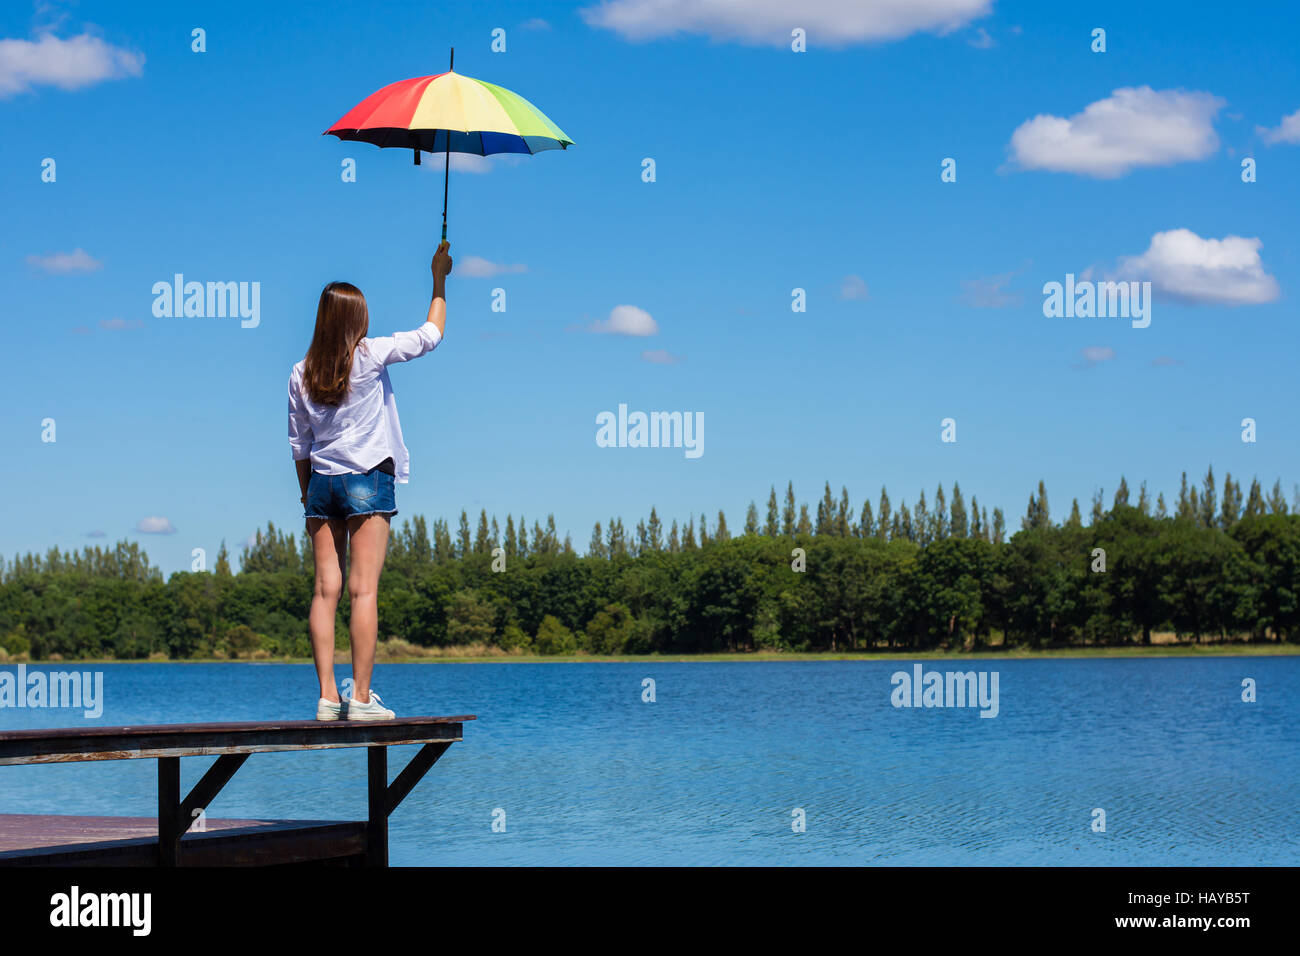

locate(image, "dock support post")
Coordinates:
367 746 388 867
158 756 181 866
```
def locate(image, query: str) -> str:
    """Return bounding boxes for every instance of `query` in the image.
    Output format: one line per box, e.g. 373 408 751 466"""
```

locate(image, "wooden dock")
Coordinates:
0 715 474 867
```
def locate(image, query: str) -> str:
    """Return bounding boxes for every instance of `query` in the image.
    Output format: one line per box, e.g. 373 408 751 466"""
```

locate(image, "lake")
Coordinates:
0 658 1295 865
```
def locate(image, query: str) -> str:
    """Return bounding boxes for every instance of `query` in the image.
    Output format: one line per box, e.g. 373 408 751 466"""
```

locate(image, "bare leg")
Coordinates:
307 517 348 701
346 513 391 703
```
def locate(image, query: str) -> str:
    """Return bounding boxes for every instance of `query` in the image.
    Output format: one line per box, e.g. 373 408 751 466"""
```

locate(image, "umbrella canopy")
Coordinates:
325 70 574 156
326 56 573 242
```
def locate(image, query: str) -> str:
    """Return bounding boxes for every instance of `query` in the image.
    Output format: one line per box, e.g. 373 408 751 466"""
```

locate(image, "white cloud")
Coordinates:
839 275 869 300
961 271 1022 307
580 0 992 47
968 27 995 49
26 248 101 273
588 304 658 336
100 317 144 330
0 32 143 97
136 516 177 535
521 18 552 31
1080 346 1116 366
1008 87 1225 178
1257 107 1300 145
458 256 528 278
422 152 526 174
641 348 683 364
1117 229 1279 306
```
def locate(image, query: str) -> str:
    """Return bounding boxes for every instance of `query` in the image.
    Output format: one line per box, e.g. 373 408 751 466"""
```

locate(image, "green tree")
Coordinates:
582 602 635 654
457 511 471 557
816 482 836 535
950 483 968 539
1113 476 1130 509
765 487 780 536
446 589 497 644
534 614 578 655
214 541 232 577
1200 467 1218 529
859 500 875 538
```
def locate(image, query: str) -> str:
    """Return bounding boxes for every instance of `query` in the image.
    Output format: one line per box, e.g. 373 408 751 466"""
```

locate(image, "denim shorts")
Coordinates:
304 466 397 521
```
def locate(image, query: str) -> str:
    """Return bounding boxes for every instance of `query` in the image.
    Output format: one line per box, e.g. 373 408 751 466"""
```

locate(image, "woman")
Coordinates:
288 242 452 720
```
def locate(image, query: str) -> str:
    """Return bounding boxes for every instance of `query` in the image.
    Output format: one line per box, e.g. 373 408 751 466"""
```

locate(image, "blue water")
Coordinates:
1 659 1296 865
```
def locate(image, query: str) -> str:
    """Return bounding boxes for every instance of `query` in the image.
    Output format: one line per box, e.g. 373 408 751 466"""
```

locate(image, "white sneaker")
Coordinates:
316 697 347 721
347 689 395 720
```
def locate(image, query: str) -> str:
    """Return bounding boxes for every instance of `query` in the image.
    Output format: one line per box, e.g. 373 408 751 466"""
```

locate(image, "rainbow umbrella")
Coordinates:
325 49 573 241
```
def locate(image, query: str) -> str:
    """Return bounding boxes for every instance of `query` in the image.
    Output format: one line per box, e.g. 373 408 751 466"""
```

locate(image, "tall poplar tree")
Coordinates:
1199 467 1219 528
816 481 835 535
1245 478 1266 517
1090 489 1105 526
914 491 930 546
765 487 780 536
1267 479 1289 514
950 483 968 539
457 510 471 557
1220 474 1241 529
1113 476 1130 509
877 487 892 541
932 484 948 541
1176 472 1194 520
859 500 875 538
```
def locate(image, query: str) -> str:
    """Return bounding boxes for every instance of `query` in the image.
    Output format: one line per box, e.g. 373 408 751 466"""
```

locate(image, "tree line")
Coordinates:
1 468 1297 660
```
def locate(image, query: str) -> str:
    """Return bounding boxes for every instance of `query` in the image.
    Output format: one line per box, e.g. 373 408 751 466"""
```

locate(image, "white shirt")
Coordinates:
288 322 441 483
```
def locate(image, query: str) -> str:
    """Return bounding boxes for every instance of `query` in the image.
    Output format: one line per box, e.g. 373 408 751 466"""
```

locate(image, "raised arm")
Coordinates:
427 240 453 336
364 242 453 365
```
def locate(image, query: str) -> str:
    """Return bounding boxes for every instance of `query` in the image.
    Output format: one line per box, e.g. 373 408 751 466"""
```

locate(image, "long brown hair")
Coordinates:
302 282 369 406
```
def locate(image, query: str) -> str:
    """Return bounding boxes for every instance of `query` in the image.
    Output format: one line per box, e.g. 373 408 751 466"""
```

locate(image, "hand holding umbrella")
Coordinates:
425 239 453 335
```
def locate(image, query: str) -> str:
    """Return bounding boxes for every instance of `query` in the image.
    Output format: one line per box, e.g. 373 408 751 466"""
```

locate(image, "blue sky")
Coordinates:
3 0 1298 574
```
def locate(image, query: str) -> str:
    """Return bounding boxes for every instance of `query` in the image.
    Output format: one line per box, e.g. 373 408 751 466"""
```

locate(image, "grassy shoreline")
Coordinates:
7 643 1298 665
